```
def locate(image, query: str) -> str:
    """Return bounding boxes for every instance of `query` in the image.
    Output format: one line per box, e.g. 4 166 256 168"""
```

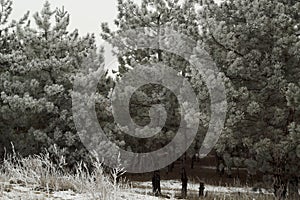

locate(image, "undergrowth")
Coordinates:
0 145 126 200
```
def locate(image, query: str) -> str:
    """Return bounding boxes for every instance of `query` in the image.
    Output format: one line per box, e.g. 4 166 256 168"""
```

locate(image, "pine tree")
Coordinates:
101 0 206 196
0 1 107 167
0 0 29 156
199 0 300 198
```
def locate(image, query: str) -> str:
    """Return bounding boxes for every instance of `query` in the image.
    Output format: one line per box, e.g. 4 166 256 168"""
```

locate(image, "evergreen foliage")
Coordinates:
199 0 300 197
0 1 109 167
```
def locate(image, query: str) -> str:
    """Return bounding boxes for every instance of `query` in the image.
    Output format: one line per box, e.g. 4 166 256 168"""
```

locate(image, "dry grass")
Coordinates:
0 148 277 200
0 147 125 200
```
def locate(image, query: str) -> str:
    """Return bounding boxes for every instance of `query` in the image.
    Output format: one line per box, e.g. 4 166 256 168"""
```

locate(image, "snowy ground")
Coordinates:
131 180 273 196
133 180 270 194
0 182 162 200
1 182 87 200
0 180 273 200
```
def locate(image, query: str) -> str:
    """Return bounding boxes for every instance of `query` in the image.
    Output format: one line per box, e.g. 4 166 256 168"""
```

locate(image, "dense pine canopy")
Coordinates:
0 0 299 198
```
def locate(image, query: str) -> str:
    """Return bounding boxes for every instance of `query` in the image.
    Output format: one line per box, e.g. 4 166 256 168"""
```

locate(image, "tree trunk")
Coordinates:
181 168 188 198
167 162 175 173
191 154 195 169
274 176 287 199
152 170 161 196
181 155 188 198
288 177 299 200
171 162 174 171
199 182 205 197
216 153 224 176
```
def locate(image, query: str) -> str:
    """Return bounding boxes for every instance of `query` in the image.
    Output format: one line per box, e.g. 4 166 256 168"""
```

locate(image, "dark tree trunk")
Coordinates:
226 167 232 178
181 168 188 198
199 182 205 197
216 153 225 176
167 162 175 173
191 154 196 169
152 170 161 196
274 176 287 199
171 162 174 171
288 177 299 200
237 166 240 179
247 174 254 186
181 155 188 198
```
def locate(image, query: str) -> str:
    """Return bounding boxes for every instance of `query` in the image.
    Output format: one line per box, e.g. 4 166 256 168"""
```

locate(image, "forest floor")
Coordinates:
131 180 274 199
0 153 276 199
0 179 274 200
